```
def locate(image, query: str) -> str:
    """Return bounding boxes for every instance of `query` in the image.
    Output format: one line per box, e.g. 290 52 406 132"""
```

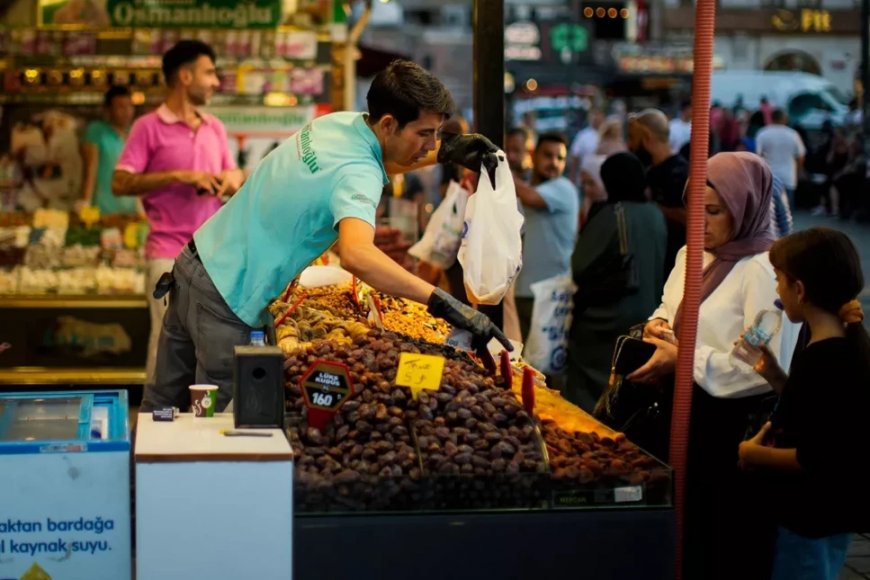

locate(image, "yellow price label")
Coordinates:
78 205 100 228
395 352 445 400
123 222 139 249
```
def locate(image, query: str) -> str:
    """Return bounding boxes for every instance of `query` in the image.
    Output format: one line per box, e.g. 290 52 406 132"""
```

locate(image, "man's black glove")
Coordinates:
427 288 513 352
437 133 500 186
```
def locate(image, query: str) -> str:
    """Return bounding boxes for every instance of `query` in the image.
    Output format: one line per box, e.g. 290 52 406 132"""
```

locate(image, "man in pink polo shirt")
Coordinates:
112 39 244 385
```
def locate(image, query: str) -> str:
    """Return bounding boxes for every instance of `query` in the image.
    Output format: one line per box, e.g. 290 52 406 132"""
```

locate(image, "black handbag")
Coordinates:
593 334 673 459
575 203 640 310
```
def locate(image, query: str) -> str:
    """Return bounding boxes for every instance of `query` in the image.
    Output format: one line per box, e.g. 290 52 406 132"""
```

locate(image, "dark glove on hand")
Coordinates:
427 288 513 352
438 133 500 186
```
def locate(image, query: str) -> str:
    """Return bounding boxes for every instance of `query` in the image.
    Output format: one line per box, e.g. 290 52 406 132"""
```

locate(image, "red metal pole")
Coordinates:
669 0 716 576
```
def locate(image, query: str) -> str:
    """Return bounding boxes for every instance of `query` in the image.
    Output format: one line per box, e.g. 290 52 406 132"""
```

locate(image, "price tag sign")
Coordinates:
123 222 140 249
299 360 355 430
499 350 512 388
395 353 445 400
78 205 100 229
614 485 643 503
521 366 536 415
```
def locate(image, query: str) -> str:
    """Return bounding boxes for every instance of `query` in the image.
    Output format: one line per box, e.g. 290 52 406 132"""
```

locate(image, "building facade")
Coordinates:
663 0 862 96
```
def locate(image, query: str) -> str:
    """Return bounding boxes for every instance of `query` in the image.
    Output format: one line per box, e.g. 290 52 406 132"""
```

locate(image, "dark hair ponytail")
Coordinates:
770 227 870 361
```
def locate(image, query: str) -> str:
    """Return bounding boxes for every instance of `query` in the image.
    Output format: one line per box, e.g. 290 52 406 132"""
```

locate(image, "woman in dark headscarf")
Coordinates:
565 152 667 410
627 152 801 580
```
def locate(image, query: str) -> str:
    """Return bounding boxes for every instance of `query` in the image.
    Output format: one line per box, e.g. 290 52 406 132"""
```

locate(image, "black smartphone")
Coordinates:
614 336 657 375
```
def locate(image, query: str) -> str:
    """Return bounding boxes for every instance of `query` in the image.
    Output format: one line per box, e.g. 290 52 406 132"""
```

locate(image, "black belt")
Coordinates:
187 239 201 261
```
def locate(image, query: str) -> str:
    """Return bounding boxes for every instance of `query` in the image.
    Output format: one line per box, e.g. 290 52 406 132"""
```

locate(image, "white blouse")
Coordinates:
651 247 801 398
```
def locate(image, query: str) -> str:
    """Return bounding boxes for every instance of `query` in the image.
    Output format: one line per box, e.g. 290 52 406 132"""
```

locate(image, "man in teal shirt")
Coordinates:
79 86 139 215
142 60 509 412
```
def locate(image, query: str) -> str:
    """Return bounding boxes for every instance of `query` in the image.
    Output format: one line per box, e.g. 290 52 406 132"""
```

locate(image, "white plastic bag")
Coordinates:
524 275 577 375
457 154 524 304
408 180 468 269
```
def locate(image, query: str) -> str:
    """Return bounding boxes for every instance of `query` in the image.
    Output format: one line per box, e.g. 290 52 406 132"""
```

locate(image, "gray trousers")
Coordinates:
140 245 256 412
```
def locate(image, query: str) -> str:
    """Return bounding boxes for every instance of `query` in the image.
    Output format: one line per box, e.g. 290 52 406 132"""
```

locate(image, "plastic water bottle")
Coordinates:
249 330 266 347
730 300 783 368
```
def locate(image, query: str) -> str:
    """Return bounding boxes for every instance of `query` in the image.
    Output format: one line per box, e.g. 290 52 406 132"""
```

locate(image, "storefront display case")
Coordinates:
0 293 148 385
0 209 149 385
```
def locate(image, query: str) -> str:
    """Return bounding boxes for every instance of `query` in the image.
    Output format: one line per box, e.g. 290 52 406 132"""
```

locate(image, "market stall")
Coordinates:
0 0 347 386
271 270 675 579
0 208 149 385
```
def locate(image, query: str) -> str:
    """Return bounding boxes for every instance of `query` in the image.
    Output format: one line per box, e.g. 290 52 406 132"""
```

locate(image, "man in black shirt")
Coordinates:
627 109 688 276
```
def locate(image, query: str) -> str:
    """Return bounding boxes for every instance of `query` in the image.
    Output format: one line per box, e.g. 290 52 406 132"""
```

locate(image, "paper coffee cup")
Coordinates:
189 385 219 417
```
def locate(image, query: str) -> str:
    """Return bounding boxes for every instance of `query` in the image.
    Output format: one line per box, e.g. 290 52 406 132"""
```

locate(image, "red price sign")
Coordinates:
299 360 355 430
521 367 536 415
499 350 512 388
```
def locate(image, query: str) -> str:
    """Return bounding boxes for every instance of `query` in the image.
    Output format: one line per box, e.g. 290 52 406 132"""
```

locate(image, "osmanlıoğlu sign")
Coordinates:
206 105 316 138
108 0 282 28
40 0 282 28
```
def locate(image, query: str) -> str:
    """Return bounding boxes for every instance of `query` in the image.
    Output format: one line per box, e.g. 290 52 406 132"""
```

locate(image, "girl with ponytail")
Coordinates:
739 227 870 580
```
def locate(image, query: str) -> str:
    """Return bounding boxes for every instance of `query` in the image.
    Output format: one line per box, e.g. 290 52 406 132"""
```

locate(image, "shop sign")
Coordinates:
505 21 542 61
771 9 832 33
549 22 590 64
618 54 694 74
299 360 354 430
106 0 281 29
506 21 540 44
206 105 315 137
38 0 282 28
549 23 589 55
506 20 592 63
0 501 131 578
613 44 724 74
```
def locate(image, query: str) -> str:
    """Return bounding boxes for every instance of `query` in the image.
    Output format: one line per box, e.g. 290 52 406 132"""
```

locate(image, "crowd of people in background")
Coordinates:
399 93 870 579
404 94 868 394
66 44 869 579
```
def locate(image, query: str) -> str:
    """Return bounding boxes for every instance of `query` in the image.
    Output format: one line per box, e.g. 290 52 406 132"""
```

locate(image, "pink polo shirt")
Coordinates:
116 104 235 259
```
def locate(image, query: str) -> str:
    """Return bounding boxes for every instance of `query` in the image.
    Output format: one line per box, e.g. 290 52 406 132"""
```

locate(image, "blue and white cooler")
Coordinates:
0 390 131 580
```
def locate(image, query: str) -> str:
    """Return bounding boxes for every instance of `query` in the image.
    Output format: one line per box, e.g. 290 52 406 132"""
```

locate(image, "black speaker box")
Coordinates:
233 345 285 429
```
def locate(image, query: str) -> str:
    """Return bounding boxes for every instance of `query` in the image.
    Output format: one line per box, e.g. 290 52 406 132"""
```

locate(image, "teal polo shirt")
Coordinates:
194 112 389 327
83 120 138 215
